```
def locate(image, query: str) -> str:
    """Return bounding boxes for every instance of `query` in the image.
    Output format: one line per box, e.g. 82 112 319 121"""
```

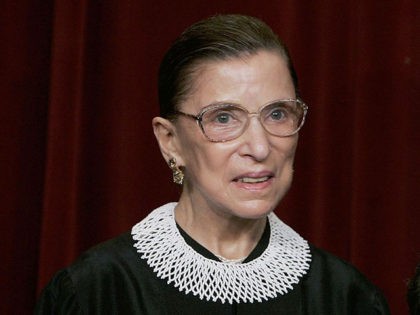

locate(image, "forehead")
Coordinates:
184 51 295 112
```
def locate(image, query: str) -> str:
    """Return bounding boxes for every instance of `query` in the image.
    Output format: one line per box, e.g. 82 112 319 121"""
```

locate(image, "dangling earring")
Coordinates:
168 158 184 185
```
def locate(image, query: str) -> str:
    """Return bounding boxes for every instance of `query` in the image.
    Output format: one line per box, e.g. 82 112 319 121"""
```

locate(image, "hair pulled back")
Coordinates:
158 14 299 118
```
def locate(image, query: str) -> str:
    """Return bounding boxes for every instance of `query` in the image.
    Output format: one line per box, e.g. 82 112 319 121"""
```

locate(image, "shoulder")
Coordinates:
302 244 390 314
307 243 377 290
35 268 81 314
308 244 368 279
35 232 142 314
63 230 152 300
68 231 136 276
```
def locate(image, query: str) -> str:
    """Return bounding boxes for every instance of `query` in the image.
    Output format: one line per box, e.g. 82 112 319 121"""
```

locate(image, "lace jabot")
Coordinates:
131 203 311 304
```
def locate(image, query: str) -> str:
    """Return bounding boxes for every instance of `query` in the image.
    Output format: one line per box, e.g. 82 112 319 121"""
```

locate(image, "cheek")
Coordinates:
183 147 233 199
274 136 299 162
287 142 298 162
189 145 232 176
175 124 204 164
180 142 236 190
177 130 221 174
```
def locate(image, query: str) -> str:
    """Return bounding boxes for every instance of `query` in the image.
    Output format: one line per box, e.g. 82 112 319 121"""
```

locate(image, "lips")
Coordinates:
233 172 274 184
237 176 270 183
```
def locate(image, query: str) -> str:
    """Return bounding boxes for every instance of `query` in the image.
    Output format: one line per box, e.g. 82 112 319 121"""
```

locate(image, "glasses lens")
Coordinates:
201 105 247 141
199 100 306 142
261 100 305 136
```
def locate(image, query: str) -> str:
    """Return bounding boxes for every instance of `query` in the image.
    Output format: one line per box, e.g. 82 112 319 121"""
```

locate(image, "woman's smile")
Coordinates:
232 171 274 190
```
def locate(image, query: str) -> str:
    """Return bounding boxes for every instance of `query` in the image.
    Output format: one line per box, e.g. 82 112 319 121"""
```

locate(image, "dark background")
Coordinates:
1 1 418 314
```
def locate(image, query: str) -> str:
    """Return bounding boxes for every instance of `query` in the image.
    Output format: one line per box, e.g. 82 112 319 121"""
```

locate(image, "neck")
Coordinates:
175 197 267 261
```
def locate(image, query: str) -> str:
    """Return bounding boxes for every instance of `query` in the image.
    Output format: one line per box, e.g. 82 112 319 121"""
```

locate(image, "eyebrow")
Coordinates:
201 98 297 111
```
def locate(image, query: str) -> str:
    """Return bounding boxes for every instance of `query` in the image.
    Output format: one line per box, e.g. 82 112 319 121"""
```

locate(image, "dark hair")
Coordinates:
408 264 420 315
158 14 299 118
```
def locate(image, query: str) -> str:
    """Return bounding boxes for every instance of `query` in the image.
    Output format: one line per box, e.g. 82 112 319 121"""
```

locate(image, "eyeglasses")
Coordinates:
173 99 308 142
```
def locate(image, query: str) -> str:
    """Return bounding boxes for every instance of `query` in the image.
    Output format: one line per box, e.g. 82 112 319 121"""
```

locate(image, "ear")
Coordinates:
152 117 184 165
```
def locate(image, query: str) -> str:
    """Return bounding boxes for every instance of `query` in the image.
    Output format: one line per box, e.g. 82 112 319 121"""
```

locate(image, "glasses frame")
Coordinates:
173 98 308 142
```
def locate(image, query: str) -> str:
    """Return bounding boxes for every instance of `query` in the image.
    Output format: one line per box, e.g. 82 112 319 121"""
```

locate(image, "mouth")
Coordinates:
233 171 274 186
236 176 271 183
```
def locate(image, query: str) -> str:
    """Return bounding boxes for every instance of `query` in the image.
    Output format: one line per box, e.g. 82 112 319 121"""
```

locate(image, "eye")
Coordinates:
264 104 288 122
203 105 243 125
215 112 232 124
269 108 286 121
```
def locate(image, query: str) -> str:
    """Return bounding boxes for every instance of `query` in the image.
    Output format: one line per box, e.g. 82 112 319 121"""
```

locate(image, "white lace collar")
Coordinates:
131 203 311 304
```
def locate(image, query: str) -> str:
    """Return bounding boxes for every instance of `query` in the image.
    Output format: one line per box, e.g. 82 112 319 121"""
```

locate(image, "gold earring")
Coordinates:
168 158 184 185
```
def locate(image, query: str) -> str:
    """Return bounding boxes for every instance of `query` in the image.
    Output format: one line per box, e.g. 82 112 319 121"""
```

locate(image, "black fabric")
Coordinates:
35 225 390 315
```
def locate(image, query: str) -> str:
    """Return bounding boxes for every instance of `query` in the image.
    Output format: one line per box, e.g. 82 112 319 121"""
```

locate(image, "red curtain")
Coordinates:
1 1 418 314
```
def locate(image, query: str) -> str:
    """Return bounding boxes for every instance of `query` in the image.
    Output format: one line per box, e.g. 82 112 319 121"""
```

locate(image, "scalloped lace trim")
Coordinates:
132 203 311 304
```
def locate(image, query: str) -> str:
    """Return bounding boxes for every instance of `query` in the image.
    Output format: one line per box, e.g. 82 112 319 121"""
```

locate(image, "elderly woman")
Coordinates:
36 14 390 314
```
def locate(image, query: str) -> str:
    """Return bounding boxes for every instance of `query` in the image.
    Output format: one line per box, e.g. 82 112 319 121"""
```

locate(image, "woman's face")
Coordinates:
174 50 298 220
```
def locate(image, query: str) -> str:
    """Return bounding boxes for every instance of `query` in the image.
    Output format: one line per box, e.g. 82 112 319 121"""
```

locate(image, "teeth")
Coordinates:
239 176 269 183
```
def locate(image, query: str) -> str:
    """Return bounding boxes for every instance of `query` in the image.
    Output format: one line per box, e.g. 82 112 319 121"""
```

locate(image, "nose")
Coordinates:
238 116 270 161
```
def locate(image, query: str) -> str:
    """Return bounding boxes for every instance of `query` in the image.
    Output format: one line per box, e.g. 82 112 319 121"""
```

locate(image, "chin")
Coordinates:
228 174 292 219
230 200 277 220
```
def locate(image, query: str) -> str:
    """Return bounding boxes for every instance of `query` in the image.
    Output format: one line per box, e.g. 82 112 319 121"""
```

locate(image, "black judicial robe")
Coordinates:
35 224 390 315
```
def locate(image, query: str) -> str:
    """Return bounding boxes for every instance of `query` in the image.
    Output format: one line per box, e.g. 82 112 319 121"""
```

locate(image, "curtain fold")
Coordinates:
1 1 418 314
37 0 90 288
